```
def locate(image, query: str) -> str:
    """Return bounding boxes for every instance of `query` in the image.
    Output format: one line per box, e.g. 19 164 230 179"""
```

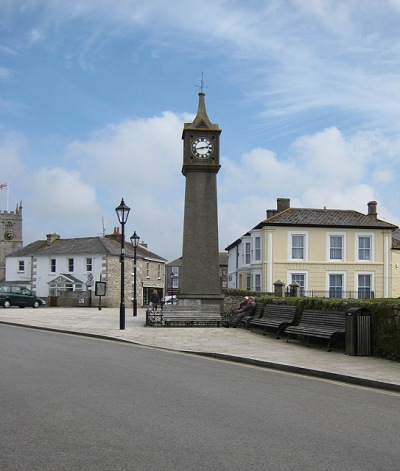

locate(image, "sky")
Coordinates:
1 0 400 262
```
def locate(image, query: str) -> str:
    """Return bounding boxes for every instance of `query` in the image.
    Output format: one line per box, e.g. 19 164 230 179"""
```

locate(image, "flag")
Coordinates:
0 183 7 190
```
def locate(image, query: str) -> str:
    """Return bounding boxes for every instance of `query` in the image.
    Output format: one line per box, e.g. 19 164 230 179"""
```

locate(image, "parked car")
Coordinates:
0 285 46 308
163 295 178 304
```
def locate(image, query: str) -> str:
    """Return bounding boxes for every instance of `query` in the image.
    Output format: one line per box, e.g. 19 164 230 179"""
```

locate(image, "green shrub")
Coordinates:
222 289 400 361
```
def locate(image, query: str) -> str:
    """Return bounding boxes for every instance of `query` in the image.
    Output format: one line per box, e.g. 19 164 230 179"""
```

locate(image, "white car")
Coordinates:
163 295 177 304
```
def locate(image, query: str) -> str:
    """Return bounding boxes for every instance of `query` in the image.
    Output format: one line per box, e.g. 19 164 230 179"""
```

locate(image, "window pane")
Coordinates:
358 236 371 260
255 237 261 261
291 273 305 296
292 235 304 259
358 274 371 299
329 274 343 298
330 236 342 260
255 274 261 292
245 242 251 264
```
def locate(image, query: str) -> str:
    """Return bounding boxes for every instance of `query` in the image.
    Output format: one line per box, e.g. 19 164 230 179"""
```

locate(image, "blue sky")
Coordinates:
1 0 400 261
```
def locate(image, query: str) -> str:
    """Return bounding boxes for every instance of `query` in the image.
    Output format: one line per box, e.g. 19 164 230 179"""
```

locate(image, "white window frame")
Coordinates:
18 260 25 272
254 236 261 261
288 271 308 296
245 242 251 265
356 233 374 262
327 232 346 262
326 271 347 298
288 231 308 261
355 271 374 299
254 272 261 292
86 257 92 272
50 258 56 273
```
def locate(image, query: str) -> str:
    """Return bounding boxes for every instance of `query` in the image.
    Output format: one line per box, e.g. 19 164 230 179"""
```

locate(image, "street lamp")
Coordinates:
171 271 174 304
115 198 130 330
130 231 140 318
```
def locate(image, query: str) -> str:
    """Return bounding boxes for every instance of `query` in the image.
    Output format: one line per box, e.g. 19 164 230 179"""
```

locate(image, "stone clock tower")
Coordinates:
180 91 224 311
0 202 23 281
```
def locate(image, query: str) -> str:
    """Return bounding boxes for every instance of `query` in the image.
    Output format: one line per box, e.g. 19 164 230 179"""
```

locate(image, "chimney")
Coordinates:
266 209 277 219
277 198 290 213
368 201 378 219
46 233 60 245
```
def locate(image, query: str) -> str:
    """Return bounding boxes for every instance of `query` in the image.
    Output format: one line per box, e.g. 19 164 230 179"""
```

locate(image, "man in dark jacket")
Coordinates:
224 296 256 327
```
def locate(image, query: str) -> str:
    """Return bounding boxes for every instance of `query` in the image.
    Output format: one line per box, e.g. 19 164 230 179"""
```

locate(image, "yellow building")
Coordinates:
226 198 399 299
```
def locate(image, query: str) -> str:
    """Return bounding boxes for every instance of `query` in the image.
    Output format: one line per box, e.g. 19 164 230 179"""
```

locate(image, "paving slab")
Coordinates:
1 306 399 392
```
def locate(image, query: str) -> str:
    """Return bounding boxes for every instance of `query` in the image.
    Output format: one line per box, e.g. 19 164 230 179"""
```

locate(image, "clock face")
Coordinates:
4 231 13 240
192 137 213 159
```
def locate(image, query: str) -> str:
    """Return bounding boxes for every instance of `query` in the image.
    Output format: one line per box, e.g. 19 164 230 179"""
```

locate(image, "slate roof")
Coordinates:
7 236 167 262
253 207 397 230
226 206 398 251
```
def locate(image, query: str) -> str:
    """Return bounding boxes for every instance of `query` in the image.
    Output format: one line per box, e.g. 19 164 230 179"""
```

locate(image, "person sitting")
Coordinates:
224 296 256 328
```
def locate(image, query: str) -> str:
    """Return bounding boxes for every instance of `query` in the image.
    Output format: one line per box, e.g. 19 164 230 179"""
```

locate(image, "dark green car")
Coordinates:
0 285 46 308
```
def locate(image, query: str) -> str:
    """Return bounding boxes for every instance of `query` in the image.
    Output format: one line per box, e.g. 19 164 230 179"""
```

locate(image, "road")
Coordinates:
1 325 399 471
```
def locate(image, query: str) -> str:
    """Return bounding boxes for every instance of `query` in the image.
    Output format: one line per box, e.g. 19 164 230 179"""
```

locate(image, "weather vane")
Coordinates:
195 72 208 93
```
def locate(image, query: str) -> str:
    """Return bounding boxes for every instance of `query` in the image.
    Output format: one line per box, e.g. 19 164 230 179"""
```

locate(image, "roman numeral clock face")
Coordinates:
192 137 213 159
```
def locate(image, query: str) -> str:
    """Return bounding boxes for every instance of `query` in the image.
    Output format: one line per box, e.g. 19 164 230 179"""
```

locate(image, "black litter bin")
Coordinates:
345 307 371 356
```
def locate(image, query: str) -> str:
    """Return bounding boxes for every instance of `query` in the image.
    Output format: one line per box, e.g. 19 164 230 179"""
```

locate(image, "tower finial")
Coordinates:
194 72 207 93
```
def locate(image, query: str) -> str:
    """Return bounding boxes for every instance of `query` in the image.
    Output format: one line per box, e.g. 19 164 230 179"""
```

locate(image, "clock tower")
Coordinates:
0 202 23 281
180 91 224 311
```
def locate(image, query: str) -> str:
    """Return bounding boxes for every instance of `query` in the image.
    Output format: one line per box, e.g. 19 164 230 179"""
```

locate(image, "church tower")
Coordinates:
0 202 23 281
180 91 224 311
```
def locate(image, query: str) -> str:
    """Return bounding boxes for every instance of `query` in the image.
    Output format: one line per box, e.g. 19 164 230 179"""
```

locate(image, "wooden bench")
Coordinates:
236 302 264 329
163 305 222 327
284 309 346 351
250 304 297 338
145 309 164 326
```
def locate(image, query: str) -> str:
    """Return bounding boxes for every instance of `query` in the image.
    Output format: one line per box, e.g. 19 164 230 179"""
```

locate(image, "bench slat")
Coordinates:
285 309 345 351
250 304 297 338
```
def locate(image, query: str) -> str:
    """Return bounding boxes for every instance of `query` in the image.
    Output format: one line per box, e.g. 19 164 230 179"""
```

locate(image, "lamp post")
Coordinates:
130 231 140 318
115 198 130 330
171 272 174 304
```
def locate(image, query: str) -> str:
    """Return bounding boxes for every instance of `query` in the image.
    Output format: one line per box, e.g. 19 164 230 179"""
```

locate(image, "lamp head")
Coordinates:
115 198 130 225
130 231 140 248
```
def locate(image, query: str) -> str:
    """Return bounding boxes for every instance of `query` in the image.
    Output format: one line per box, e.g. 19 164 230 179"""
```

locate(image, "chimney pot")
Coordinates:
277 198 290 213
368 201 377 219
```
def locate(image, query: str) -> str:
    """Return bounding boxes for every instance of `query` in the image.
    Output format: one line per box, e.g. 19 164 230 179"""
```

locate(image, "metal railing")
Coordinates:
285 289 375 299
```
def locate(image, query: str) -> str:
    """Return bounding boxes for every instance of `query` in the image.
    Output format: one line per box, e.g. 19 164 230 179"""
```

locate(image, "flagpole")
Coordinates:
7 183 9 212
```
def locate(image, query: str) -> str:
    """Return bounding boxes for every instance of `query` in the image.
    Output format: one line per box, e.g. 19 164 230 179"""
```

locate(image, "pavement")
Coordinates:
1 306 399 392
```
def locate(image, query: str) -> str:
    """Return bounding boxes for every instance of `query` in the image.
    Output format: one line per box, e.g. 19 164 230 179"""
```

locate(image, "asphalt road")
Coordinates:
1 325 399 471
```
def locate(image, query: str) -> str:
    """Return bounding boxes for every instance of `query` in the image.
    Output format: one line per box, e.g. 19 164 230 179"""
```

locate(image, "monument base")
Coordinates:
172 294 224 314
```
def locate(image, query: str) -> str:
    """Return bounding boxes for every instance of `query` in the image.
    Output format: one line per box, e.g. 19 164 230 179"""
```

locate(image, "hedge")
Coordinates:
223 289 400 361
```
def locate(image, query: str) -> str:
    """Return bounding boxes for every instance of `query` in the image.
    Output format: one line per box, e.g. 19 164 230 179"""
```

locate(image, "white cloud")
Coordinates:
23 168 101 241
2 0 400 257
66 111 191 259
219 126 400 249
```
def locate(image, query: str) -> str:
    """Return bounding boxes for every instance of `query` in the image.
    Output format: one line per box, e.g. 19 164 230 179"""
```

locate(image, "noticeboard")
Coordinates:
95 281 107 297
